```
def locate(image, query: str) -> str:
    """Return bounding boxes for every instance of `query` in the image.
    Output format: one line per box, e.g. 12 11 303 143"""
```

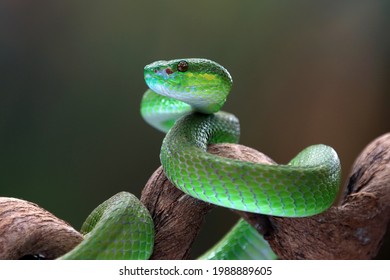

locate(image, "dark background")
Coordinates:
1 1 389 258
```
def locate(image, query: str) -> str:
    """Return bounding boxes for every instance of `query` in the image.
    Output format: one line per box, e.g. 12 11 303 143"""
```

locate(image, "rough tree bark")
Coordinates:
0 133 389 259
0 198 83 259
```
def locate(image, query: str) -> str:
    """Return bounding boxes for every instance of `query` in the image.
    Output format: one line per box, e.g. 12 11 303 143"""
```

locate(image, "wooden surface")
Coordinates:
0 198 83 259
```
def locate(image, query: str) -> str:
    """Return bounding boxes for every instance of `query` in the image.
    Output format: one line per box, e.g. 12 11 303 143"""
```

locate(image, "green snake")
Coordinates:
60 58 341 260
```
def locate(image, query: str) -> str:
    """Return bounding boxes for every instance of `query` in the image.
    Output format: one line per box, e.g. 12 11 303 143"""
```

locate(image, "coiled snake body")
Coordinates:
61 58 341 260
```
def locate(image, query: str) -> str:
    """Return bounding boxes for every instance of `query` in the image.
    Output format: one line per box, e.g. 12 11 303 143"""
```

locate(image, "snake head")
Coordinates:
144 58 233 113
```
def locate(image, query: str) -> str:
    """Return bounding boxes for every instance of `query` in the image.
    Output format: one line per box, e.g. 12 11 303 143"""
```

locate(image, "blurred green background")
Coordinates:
1 1 389 258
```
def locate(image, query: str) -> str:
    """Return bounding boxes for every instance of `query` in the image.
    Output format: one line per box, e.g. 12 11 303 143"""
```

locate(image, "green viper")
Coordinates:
60 58 341 260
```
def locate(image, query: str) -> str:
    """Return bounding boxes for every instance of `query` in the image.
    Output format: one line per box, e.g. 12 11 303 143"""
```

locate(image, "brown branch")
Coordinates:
0 198 83 259
140 166 214 259
141 133 390 259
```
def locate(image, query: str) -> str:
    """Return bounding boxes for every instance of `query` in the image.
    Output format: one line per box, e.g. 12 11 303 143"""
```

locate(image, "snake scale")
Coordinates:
60 58 341 260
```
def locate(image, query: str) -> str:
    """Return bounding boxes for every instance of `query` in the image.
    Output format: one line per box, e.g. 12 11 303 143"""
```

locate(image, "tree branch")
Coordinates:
0 198 83 259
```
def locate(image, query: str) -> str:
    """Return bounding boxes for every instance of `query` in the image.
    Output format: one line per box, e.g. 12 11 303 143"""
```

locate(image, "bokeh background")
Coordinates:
1 1 389 258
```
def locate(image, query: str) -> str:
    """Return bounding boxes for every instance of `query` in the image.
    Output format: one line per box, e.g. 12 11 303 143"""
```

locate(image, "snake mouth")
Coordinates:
144 64 178 87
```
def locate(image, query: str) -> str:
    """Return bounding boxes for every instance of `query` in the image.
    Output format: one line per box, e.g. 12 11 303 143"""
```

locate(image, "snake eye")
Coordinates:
177 60 189 72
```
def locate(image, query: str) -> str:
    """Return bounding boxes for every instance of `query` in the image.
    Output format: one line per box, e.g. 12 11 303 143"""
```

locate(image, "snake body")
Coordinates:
59 192 154 260
60 58 341 260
